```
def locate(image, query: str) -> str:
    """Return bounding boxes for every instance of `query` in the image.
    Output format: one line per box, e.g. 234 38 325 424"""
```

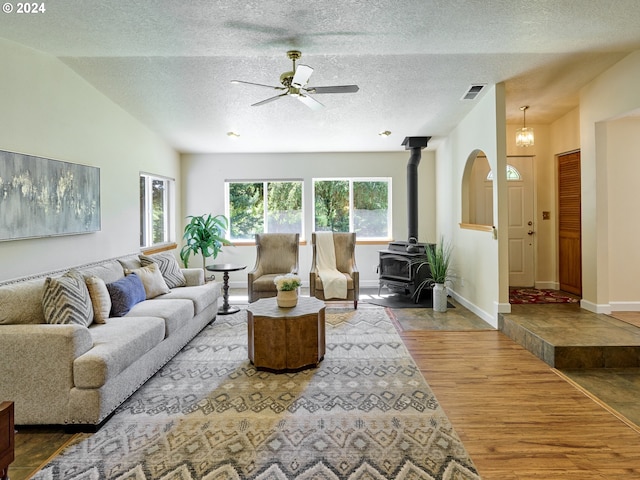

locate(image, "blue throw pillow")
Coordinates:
106 273 146 317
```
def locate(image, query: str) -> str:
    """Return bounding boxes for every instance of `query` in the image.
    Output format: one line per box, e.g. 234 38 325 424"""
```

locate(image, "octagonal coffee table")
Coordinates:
246 296 326 372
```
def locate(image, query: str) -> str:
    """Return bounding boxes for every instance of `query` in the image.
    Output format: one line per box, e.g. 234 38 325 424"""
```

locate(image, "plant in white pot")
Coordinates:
180 214 232 274
274 273 302 308
412 237 453 312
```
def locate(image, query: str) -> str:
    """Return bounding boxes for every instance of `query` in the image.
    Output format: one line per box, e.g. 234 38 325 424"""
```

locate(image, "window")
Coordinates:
486 165 522 181
226 180 303 241
313 178 391 239
140 173 174 248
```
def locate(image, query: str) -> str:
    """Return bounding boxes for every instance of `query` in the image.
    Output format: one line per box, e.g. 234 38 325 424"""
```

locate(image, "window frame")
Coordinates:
139 172 175 249
312 177 392 240
225 179 305 241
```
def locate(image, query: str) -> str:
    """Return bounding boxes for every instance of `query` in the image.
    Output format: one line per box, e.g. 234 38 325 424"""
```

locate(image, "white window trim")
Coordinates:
140 172 175 248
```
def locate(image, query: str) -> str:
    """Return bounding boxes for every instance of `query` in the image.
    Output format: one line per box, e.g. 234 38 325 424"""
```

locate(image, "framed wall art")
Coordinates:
0 150 101 241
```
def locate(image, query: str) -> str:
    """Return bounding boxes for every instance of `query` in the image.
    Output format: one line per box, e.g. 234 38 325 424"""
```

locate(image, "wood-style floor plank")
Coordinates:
401 330 640 479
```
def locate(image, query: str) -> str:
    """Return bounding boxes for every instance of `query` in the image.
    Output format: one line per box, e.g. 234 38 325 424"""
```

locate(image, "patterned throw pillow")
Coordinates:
106 273 146 317
139 252 186 289
85 276 111 324
42 270 94 327
125 263 170 299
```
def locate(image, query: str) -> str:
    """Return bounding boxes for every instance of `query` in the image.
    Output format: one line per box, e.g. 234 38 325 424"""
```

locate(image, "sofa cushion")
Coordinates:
125 264 170 299
42 270 94 327
126 298 194 337
85 276 111 324
78 260 125 285
74 316 165 389
0 278 46 325
117 254 142 271
140 252 187 289
157 282 220 315
107 273 146 317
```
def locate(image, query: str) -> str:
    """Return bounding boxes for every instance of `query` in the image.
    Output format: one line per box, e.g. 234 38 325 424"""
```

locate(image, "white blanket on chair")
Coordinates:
316 232 347 299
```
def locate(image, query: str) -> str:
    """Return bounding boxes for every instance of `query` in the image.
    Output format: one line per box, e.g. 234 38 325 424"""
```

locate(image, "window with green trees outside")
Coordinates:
226 180 303 240
313 178 391 239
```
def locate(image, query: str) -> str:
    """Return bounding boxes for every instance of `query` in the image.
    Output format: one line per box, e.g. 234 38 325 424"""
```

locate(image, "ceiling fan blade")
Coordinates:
252 92 288 107
291 64 314 88
297 93 324 111
231 79 286 91
307 85 360 94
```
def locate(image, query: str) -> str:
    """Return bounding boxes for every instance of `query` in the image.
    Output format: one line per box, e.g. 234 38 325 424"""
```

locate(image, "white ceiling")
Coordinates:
2 0 640 153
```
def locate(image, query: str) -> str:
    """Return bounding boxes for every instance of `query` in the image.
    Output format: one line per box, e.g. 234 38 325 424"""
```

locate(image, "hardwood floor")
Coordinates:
402 329 640 479
11 301 640 479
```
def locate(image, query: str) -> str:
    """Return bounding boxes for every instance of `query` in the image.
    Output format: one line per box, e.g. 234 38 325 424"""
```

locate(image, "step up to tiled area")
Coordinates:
499 303 640 368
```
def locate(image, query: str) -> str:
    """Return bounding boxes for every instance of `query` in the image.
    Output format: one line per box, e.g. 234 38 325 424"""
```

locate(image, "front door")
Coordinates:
508 156 535 287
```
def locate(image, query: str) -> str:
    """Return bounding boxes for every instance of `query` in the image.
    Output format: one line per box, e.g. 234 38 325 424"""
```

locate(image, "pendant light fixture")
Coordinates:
515 105 534 147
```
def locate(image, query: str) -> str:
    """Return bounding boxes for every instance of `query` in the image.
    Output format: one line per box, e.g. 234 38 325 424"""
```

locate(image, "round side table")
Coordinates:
205 263 246 315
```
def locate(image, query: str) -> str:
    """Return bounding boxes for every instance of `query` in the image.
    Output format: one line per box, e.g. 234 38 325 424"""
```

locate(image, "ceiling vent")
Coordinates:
461 84 486 100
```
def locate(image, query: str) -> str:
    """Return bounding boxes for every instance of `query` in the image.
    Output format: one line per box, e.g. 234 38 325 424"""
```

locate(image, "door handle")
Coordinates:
527 230 535 235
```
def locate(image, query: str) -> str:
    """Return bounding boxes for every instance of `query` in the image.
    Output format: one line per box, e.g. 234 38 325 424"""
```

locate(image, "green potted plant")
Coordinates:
180 214 232 271
273 273 302 308
412 237 453 312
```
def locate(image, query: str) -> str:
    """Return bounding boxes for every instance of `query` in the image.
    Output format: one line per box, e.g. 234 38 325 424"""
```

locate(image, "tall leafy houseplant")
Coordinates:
412 237 453 312
180 214 231 270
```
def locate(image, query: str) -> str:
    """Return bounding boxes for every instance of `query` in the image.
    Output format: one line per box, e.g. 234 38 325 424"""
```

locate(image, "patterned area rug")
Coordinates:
33 306 480 480
509 288 580 304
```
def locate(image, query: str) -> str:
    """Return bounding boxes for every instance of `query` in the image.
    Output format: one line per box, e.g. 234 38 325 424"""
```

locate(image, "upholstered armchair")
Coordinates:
247 233 300 303
309 232 359 309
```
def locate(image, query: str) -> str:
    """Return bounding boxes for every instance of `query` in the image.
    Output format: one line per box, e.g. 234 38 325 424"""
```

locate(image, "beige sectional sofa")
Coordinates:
0 252 221 428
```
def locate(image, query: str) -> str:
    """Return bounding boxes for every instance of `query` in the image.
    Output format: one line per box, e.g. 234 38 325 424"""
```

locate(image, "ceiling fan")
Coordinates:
231 50 359 110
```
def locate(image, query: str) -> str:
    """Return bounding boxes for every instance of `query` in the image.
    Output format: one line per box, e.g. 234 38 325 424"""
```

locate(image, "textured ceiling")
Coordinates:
2 0 640 153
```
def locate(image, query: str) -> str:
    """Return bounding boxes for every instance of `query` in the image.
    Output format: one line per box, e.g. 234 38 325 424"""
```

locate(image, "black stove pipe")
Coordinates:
407 148 421 242
402 136 430 242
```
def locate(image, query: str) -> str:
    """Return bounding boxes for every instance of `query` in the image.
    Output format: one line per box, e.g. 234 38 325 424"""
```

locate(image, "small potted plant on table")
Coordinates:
274 273 302 308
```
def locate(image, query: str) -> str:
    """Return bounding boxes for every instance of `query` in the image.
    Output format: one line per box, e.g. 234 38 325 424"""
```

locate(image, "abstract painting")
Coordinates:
0 150 100 241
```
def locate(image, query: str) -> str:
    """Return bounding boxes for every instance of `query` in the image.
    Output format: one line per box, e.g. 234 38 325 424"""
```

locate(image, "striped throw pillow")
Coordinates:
42 270 94 327
139 252 186 289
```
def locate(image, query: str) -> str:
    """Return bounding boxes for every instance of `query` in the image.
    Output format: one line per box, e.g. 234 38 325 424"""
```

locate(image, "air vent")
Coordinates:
461 84 486 100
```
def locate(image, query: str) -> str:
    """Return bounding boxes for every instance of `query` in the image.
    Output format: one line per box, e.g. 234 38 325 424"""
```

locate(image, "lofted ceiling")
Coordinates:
2 0 640 153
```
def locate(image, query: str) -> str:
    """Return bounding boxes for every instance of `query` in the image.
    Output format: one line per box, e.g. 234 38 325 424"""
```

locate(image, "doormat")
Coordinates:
509 288 579 304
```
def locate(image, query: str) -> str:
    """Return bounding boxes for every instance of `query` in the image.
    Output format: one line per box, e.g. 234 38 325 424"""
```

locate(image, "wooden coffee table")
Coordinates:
247 296 326 372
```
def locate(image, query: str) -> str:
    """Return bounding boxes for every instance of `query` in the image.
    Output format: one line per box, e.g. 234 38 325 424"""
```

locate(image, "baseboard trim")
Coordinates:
448 289 498 328
609 301 640 312
580 298 611 314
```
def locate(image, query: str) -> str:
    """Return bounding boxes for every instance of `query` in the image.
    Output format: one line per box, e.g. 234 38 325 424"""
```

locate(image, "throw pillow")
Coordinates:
139 252 186 289
42 270 94 327
126 263 170 299
106 273 146 317
85 276 111 324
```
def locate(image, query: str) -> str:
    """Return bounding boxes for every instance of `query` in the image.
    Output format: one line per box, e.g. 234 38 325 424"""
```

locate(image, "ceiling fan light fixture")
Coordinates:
227 131 240 139
515 105 534 147
233 51 360 110
378 130 392 137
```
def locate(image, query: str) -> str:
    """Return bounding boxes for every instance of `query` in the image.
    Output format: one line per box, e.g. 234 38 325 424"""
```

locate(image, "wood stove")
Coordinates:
378 241 431 297
378 136 433 299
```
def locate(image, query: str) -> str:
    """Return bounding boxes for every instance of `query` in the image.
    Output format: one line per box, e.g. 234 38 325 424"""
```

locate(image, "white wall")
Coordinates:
606 117 640 309
435 84 505 326
180 150 436 288
547 107 581 287
0 39 180 281
579 50 640 312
